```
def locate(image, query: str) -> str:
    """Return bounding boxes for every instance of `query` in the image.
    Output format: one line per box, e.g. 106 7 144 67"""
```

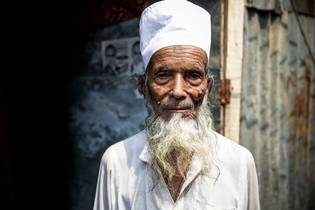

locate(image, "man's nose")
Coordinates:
170 74 187 99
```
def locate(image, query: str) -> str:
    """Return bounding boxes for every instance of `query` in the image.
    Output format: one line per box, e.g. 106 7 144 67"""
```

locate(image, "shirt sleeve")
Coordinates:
93 152 113 210
245 150 260 210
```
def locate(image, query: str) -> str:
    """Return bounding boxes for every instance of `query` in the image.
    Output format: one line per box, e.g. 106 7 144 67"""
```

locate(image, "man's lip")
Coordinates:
163 107 192 112
166 110 189 113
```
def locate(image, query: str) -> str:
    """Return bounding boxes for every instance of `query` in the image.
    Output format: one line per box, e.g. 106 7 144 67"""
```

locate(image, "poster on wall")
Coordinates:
70 35 148 159
101 37 144 76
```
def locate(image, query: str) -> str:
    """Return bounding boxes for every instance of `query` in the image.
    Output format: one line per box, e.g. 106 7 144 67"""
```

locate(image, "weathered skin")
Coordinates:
139 45 212 121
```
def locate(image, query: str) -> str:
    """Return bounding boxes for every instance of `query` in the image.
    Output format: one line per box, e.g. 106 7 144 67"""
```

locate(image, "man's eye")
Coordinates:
186 72 202 80
156 73 170 78
185 71 204 85
155 72 172 83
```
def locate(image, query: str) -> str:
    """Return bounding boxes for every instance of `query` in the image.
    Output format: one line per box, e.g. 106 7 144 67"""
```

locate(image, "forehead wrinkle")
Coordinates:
152 45 207 59
147 46 208 75
154 50 206 60
152 57 206 73
156 64 204 73
153 53 206 65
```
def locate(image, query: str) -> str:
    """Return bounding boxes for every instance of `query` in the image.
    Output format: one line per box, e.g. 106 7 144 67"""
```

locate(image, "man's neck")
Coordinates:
163 174 185 201
161 150 192 201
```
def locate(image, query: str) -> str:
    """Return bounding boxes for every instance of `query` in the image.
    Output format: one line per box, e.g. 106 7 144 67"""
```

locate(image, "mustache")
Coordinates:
160 102 193 110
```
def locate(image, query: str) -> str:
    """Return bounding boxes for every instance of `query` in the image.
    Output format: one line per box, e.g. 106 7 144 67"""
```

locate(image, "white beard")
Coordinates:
146 98 215 180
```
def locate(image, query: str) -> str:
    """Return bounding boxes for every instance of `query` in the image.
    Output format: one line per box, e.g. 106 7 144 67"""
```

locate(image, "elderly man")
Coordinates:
93 0 260 209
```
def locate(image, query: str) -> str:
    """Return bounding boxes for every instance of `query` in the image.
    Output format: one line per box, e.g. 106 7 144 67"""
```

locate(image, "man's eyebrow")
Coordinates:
187 68 205 75
189 68 203 72
154 67 174 74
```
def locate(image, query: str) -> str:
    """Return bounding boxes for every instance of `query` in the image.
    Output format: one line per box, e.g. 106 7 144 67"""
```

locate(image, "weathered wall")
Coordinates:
240 3 315 210
68 19 145 210
68 1 221 210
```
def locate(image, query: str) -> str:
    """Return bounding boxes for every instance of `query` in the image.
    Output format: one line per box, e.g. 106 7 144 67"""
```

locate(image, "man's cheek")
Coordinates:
147 95 162 115
193 84 208 102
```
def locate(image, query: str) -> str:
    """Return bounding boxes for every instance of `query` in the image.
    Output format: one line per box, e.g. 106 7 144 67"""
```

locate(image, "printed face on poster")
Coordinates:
101 37 144 76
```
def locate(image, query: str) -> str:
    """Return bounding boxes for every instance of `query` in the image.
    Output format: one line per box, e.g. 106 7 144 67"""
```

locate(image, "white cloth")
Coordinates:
139 0 211 70
93 130 260 210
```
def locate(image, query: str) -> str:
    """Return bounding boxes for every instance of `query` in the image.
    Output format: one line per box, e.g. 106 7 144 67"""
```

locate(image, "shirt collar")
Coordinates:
138 129 151 163
138 130 204 178
138 129 215 166
138 129 220 179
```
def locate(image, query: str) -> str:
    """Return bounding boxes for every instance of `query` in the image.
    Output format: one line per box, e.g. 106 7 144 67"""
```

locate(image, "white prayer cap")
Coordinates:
139 0 211 71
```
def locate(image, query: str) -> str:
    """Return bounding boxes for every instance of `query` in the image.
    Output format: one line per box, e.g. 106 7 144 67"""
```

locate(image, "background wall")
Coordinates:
68 1 221 210
240 0 315 209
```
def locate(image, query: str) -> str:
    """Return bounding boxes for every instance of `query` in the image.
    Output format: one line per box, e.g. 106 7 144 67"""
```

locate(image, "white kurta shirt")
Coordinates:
93 130 260 210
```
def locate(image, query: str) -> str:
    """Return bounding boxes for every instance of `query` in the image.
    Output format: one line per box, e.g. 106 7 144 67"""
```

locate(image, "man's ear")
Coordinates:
137 75 146 96
206 76 213 93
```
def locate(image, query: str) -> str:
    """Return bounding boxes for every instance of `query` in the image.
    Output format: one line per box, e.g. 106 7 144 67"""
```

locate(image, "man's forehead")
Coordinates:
152 45 207 56
147 45 208 72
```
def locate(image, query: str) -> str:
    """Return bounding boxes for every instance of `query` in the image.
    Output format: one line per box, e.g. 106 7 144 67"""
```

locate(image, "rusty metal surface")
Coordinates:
240 8 315 210
219 79 232 105
283 0 315 16
245 0 315 16
245 0 279 11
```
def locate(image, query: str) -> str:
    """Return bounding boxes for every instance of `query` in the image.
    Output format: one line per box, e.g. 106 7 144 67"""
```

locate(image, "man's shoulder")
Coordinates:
211 131 254 164
213 131 247 150
101 130 147 166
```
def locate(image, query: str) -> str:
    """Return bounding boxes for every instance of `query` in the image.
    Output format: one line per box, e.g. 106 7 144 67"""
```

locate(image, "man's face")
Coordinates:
143 45 212 121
